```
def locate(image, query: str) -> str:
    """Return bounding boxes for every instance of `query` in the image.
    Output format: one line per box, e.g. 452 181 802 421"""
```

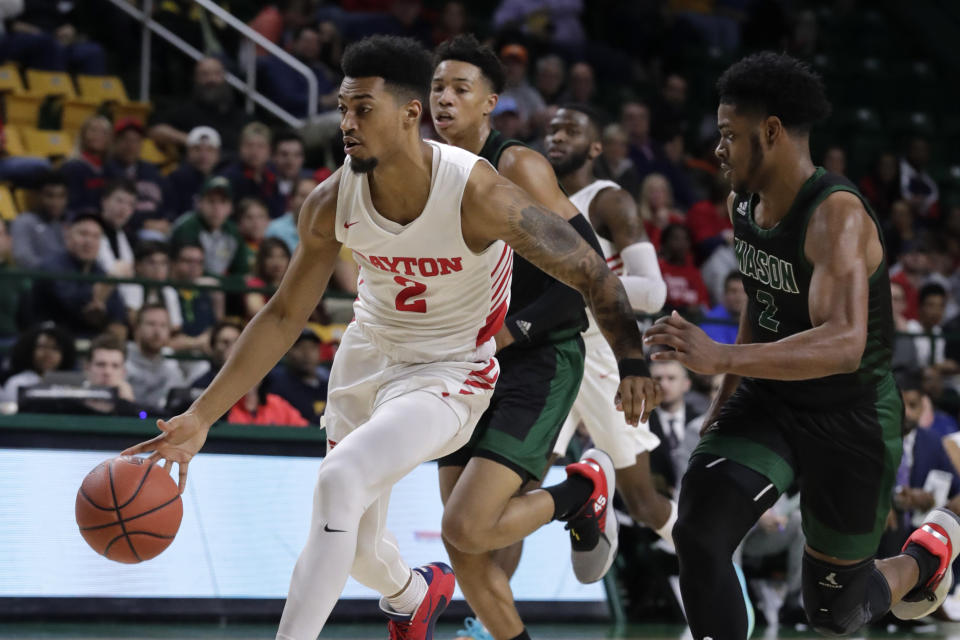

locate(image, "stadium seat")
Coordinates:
61 99 101 133
25 69 76 99
12 187 36 214
76 75 129 104
0 64 24 94
3 93 42 128
140 138 168 165
21 128 74 158
0 185 18 221
111 101 152 125
2 126 26 156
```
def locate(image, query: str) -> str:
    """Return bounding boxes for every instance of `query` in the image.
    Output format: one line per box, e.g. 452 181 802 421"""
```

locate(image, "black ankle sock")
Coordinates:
904 541 941 589
545 474 593 520
508 630 531 640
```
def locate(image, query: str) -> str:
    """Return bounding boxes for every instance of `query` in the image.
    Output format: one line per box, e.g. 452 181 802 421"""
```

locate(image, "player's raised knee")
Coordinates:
441 508 487 554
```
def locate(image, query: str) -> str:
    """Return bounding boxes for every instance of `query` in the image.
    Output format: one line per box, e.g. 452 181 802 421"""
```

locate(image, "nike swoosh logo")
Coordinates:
421 595 433 623
344 220 359 228
324 523 346 533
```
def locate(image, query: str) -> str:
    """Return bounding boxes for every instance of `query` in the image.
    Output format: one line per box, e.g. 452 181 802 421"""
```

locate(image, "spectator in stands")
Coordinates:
499 44 545 129
822 144 846 177
901 136 940 220
106 118 168 233
269 327 329 424
220 123 285 218
620 101 659 183
639 173 684 250
169 242 221 347
891 281 919 371
906 283 950 369
658 223 709 314
922 366 960 430
648 359 700 492
189 319 242 390
0 322 76 404
493 0 586 50
149 57 248 153
126 303 185 409
860 151 900 220
700 233 738 308
120 241 182 333
491 95 525 140
96 179 137 279
0 117 50 186
593 123 641 199
84 333 135 403
0 217 30 345
245 237 291 320
272 131 310 204
686 177 733 261
170 177 250 278
258 24 339 119
890 235 933 321
228 376 308 426
884 199 916 266
165 126 222 220
237 197 271 272
61 115 112 211
651 72 690 140
700 271 745 345
654 126 696 209
534 55 565 106
267 177 317 252
10 170 68 269
566 62 596 105
4 0 107 73
432 0 468 45
33 212 126 339
248 0 315 52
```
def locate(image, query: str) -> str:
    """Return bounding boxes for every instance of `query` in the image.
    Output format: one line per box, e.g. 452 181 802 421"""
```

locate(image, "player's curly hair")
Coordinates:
559 102 609 140
341 35 433 104
717 52 831 133
433 34 506 94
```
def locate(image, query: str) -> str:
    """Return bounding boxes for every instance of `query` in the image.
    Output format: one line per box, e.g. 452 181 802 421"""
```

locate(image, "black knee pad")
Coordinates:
802 552 891 636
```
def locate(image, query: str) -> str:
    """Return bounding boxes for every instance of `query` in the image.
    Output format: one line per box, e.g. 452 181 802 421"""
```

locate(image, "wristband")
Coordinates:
618 357 650 379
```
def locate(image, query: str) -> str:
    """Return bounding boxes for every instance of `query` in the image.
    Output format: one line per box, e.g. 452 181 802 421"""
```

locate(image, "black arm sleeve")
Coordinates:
503 214 605 344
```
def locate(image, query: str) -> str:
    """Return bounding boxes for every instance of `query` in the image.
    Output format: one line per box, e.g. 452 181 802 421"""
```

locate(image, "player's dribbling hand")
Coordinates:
615 375 661 426
121 413 209 494
643 311 729 375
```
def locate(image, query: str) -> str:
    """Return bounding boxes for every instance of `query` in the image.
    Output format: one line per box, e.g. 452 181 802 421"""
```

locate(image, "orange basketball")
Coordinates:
75 456 183 563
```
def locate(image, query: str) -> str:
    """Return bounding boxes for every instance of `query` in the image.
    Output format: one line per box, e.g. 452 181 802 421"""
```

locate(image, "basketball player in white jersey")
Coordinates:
546 105 679 548
123 36 659 640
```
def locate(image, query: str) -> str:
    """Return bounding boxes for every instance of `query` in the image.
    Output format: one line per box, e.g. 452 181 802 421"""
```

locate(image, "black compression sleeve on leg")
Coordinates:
802 553 891 635
675 455 778 640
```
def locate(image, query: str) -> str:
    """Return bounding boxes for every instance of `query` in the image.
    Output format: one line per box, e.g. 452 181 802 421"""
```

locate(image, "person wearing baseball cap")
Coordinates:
166 126 224 219
498 43 544 132
106 117 168 232
169 175 251 278
265 326 329 424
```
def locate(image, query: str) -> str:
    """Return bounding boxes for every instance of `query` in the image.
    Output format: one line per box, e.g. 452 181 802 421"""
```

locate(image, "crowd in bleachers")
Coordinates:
5 0 960 627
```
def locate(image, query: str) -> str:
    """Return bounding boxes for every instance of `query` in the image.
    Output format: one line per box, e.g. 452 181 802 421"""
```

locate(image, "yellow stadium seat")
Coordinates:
4 93 43 128
0 186 18 221
140 138 168 165
61 99 101 133
21 128 74 158
112 101 151 125
3 126 26 156
0 64 24 93
12 188 36 214
76 75 129 104
25 69 76 99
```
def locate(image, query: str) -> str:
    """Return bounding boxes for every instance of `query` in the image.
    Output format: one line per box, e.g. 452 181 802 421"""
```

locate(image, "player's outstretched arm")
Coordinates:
646 191 874 380
122 172 345 490
462 161 660 424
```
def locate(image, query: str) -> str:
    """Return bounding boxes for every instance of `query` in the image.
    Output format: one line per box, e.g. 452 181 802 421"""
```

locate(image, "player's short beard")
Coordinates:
550 147 591 178
348 156 379 174
734 133 764 193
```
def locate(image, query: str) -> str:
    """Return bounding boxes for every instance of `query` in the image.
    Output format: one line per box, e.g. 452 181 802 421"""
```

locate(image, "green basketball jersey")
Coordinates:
731 167 895 408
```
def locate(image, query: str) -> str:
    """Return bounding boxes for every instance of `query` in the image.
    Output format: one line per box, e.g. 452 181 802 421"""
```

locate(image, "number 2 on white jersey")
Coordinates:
394 276 427 313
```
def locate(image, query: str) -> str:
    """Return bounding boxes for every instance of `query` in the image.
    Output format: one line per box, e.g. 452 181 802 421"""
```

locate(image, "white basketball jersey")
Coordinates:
569 179 622 339
335 140 512 364
568 179 623 274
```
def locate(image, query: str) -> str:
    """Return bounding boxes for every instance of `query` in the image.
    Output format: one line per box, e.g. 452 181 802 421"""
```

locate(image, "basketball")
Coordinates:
75 456 183 563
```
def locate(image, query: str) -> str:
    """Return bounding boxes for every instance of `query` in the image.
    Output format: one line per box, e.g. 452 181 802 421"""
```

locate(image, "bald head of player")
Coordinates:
714 52 831 194
545 104 606 178
338 35 434 174
429 34 505 148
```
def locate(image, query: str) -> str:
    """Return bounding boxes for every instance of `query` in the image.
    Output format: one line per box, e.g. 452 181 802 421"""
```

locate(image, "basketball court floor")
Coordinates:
4 622 960 639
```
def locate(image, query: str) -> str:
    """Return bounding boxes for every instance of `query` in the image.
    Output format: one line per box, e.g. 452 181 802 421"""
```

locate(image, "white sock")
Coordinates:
655 500 678 550
386 569 427 615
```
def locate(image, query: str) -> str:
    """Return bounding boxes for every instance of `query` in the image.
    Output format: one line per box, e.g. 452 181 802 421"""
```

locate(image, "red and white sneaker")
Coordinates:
380 562 455 640
892 508 960 620
564 448 618 584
